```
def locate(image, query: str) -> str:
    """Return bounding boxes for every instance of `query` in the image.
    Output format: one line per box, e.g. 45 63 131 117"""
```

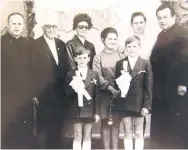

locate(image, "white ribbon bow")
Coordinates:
69 70 92 107
116 70 132 98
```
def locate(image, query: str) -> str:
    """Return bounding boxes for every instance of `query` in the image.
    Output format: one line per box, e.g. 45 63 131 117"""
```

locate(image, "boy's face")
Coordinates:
74 53 90 68
126 41 140 58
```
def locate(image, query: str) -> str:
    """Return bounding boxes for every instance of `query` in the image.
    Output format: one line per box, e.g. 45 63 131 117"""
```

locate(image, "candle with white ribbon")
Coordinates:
69 71 92 107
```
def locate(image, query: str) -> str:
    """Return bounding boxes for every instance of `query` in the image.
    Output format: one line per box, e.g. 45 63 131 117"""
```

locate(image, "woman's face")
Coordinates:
103 33 118 51
132 15 146 35
76 21 89 38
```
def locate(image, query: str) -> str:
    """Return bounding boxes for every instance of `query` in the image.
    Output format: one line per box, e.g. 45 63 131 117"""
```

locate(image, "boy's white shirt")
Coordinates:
77 66 88 80
128 55 138 70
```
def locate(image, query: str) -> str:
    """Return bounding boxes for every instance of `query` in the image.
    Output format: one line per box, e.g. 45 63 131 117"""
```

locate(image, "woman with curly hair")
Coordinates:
66 13 96 70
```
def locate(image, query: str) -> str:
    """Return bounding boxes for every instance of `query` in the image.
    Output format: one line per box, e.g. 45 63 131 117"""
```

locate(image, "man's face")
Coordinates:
42 24 58 40
157 8 175 30
74 53 90 68
126 41 140 58
132 15 146 35
76 21 89 38
8 14 24 38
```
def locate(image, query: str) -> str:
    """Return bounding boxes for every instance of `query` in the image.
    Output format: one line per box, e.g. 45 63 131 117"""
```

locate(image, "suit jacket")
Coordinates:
65 35 96 70
30 36 68 124
65 68 100 119
113 56 153 113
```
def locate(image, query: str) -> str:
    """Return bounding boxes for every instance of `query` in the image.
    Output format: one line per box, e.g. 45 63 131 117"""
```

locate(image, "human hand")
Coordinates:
141 108 149 116
177 85 187 96
94 114 100 123
108 85 120 97
32 97 39 107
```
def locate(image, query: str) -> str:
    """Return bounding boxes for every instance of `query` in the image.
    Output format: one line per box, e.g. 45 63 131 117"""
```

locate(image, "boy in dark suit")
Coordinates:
65 46 100 150
113 35 153 150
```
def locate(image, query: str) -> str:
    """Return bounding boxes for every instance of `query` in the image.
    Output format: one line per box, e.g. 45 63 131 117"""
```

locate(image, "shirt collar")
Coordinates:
43 34 55 42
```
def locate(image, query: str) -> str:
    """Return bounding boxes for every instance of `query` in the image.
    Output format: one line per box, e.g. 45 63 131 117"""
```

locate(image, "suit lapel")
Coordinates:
41 36 58 66
130 56 145 78
84 69 95 88
54 38 61 65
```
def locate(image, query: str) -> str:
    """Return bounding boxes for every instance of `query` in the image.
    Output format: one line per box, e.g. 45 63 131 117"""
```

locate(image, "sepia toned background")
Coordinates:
1 0 188 139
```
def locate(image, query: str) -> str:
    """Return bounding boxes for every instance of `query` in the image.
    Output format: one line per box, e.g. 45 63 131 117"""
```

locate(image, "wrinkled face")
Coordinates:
126 41 140 58
103 33 118 51
157 8 175 30
132 15 146 35
76 21 89 38
42 24 58 40
8 14 24 38
74 53 90 68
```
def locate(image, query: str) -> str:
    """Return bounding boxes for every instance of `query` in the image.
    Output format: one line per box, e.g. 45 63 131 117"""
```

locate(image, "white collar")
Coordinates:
44 35 55 42
128 56 138 69
77 67 88 79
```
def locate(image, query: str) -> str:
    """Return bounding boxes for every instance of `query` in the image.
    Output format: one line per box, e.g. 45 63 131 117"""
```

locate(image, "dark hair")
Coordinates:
8 12 24 23
100 27 118 42
156 4 175 17
131 12 146 25
125 35 141 47
73 46 91 57
73 13 93 30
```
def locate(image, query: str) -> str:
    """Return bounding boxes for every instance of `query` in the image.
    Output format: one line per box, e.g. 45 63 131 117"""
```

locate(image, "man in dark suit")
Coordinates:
30 18 68 148
150 4 188 147
1 12 36 149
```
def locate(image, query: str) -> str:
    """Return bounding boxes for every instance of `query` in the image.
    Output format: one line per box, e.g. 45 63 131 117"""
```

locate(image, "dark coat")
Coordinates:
30 36 68 125
113 57 153 114
150 24 188 143
150 24 188 100
1 32 35 148
65 35 96 70
65 69 100 119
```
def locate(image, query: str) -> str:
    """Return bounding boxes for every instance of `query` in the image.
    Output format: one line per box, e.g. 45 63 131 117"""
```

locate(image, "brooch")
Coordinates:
91 78 97 84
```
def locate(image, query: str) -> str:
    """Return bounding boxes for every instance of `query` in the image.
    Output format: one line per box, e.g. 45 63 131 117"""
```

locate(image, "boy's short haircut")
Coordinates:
73 46 91 57
125 35 141 47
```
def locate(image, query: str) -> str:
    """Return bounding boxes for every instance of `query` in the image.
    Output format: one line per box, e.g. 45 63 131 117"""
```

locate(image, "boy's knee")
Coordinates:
74 133 82 141
135 130 143 139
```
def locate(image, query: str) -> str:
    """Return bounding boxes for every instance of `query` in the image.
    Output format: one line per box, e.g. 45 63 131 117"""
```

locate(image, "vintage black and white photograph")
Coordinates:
1 0 188 149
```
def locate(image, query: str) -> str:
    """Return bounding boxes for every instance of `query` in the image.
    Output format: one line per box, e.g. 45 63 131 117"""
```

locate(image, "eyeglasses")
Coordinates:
45 25 58 29
77 25 89 30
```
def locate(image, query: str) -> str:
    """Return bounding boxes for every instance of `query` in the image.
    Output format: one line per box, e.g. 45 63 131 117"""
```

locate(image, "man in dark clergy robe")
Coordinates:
30 16 68 149
150 4 188 147
1 12 36 149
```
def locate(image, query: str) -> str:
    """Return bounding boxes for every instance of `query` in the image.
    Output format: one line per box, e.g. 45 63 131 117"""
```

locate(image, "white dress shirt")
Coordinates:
128 56 138 70
78 66 88 80
44 35 59 65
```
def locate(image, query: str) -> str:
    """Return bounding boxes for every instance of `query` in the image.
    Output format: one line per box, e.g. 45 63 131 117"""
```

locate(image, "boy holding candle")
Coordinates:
65 46 100 150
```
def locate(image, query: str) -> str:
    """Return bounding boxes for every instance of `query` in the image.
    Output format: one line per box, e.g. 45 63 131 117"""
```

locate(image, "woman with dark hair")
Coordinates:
93 27 123 149
66 13 96 70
